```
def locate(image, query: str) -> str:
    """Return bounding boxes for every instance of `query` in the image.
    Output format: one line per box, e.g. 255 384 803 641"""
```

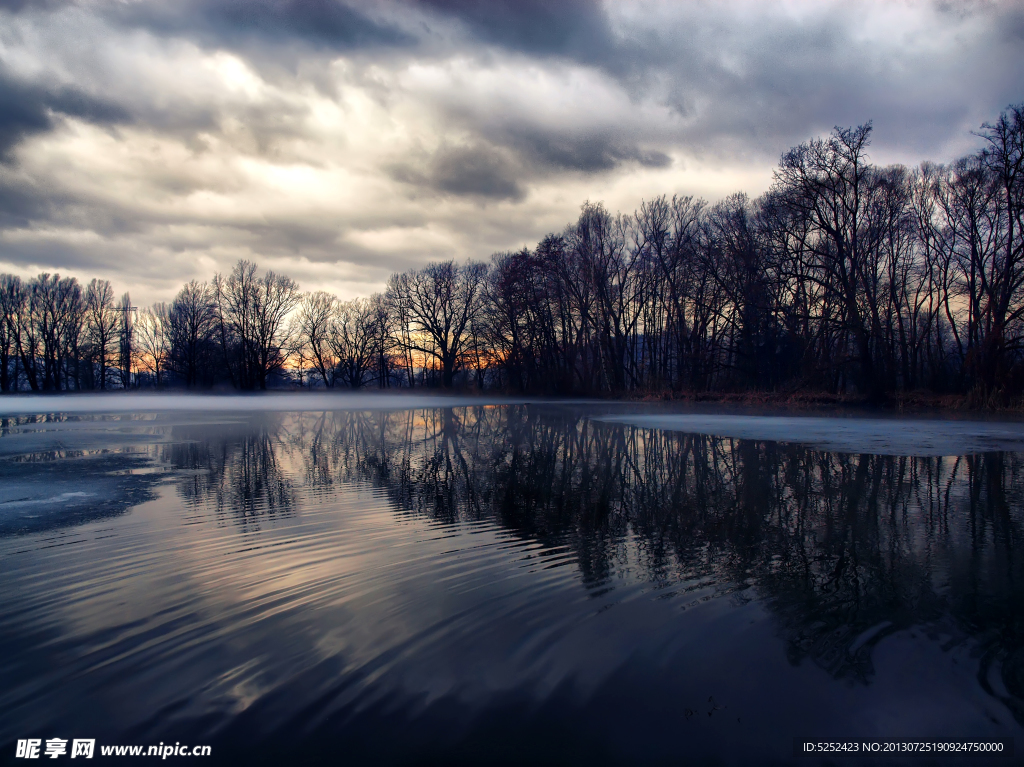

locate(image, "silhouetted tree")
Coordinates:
4 103 1024 400
387 260 487 388
85 278 117 390
168 280 218 388
214 260 301 390
136 303 170 387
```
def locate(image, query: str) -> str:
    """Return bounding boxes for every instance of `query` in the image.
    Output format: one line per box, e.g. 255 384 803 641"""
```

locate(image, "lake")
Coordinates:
2 396 1023 765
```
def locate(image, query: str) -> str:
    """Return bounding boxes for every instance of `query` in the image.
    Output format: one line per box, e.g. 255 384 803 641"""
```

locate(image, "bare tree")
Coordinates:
85 279 118 390
136 303 170 387
293 291 340 387
2 105 1022 402
385 273 417 387
484 250 536 392
116 292 136 389
168 280 218 388
330 298 377 388
214 260 301 390
0 276 12 392
772 123 883 398
0 275 33 391
391 260 487 389
367 292 396 387
31 274 83 391
973 104 1024 391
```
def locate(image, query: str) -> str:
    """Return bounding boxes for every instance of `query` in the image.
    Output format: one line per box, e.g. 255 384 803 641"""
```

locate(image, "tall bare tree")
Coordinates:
136 303 170 387
388 260 487 388
116 292 135 389
293 291 340 387
85 278 118 390
332 298 378 389
214 260 301 390
0 275 33 391
168 280 218 388
772 123 883 398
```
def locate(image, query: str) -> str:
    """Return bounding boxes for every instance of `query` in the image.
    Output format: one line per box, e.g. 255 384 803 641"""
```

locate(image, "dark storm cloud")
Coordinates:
390 130 670 201
1 0 1022 303
0 176 51 229
415 0 615 62
109 0 413 52
0 64 131 160
14 0 1010 176
391 144 523 201
412 2 1024 164
504 127 671 173
111 0 613 62
0 0 70 11
427 144 523 200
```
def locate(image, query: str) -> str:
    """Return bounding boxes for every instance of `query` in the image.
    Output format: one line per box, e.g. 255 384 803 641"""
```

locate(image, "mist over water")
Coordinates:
0 392 537 415
1 403 1023 764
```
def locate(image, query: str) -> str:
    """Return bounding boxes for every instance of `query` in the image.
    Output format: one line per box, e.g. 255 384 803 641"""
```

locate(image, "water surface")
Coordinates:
2 401 1023 765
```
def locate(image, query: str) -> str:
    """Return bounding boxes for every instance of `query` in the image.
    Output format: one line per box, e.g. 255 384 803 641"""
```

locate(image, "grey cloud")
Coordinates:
0 237 121 275
391 143 524 201
0 175 53 229
504 127 671 173
110 0 613 62
389 129 672 201
994 5 1024 43
0 212 371 288
388 130 672 201
0 77 50 160
108 0 413 52
23 1 1018 169
47 87 132 125
237 219 350 258
1 1 1023 305
0 0 70 11
611 5 1024 162
0 65 131 160
415 0 615 63
428 144 523 200
414 3 1023 164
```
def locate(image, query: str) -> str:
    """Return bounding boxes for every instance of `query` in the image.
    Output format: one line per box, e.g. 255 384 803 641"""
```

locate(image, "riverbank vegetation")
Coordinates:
2 104 1023 403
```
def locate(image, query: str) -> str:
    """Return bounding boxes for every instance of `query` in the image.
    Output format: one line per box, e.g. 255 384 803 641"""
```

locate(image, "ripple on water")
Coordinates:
1 406 1022 764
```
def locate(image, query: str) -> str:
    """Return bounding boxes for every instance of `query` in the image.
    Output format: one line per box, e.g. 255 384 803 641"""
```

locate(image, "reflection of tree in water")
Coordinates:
273 406 1024 723
163 416 296 531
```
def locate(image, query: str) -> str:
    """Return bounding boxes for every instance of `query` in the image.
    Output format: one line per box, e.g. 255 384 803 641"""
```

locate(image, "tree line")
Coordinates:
1 103 1022 399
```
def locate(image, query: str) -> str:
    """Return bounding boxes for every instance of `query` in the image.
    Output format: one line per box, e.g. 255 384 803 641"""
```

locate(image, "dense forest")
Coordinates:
1 104 1023 400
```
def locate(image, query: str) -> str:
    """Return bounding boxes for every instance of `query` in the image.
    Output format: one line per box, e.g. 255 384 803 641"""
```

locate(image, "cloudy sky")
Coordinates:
0 0 1022 305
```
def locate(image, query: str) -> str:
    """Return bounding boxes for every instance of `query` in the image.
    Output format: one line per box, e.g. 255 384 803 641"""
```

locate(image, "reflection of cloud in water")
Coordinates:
1 405 1022 761
272 408 1024 718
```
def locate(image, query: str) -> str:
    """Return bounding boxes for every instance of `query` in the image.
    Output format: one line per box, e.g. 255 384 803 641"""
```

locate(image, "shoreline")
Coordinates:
625 389 1024 416
1 388 1022 419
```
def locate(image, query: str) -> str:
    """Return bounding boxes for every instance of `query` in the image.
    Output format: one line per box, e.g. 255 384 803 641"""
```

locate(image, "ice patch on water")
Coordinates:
593 414 1024 456
0 491 95 507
